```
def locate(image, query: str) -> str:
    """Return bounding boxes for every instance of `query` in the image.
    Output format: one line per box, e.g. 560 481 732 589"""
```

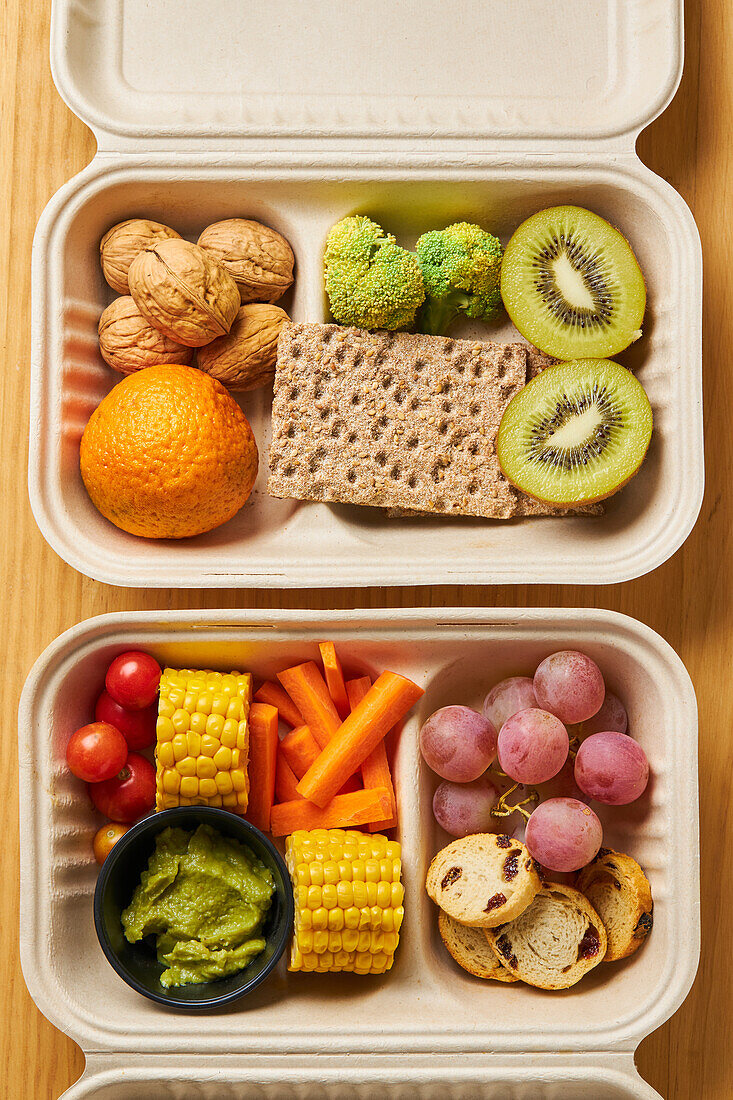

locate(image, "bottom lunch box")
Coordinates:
18 608 699 1098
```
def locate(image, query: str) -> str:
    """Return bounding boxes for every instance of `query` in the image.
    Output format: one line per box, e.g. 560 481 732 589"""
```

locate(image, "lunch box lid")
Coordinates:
50 0 683 151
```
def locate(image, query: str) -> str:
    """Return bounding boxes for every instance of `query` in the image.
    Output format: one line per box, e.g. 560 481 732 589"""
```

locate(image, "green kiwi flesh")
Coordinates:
497 359 653 506
500 206 646 360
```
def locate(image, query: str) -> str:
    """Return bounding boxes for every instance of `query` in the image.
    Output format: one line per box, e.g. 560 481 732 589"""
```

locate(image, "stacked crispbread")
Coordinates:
267 323 600 519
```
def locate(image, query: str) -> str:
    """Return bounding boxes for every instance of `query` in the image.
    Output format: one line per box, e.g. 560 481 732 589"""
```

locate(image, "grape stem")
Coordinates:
490 781 539 821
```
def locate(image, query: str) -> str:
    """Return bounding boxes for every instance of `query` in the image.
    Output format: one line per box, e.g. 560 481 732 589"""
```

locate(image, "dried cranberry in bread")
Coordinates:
576 848 653 962
438 909 518 982
485 883 607 989
425 833 542 928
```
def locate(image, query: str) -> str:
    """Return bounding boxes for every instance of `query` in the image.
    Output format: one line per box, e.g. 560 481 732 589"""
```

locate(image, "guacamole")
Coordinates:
121 824 274 988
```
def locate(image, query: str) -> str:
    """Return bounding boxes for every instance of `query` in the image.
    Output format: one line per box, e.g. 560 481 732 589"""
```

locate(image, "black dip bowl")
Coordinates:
94 805 294 1010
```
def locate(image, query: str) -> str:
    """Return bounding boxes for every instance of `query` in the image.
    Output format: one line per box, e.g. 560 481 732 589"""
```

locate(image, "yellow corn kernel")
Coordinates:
172 734 188 762
157 715 175 740
321 884 338 910
171 709 190 734
214 771 233 795
157 742 175 768
327 907 344 931
213 745 232 771
190 711 208 735
351 881 368 908
186 731 201 757
201 735 219 757
180 776 199 798
342 929 359 953
196 756 217 779
206 713 224 739
311 907 329 931
198 778 218 798
231 769 246 791
162 769 181 795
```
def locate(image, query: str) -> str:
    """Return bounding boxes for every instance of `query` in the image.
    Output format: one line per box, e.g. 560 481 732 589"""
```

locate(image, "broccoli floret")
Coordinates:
324 215 425 331
416 222 503 335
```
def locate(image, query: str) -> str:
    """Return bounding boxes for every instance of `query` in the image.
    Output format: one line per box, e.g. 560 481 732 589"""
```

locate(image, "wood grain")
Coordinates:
0 0 729 1096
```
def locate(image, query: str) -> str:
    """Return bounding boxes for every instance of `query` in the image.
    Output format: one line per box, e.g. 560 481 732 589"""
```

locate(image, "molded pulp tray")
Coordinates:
29 0 703 588
19 608 699 1098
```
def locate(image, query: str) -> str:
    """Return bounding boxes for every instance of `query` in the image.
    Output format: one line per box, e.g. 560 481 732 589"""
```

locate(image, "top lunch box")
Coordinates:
29 0 703 587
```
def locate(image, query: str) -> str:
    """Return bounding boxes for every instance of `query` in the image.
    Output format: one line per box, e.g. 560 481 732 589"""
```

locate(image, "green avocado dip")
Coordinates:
121 824 274 988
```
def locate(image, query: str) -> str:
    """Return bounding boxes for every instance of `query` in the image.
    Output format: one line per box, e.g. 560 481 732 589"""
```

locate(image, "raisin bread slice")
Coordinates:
485 883 607 989
426 833 542 928
576 848 653 962
438 909 518 982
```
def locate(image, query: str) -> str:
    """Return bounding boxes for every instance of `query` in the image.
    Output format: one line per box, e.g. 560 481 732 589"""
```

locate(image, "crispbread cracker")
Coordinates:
270 324 535 518
525 345 558 378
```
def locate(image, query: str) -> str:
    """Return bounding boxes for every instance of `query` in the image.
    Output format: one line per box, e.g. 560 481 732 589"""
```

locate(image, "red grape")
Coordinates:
533 650 605 724
580 690 628 736
419 706 498 781
497 708 569 784
482 676 537 733
95 691 157 750
432 777 499 837
66 722 128 783
525 797 603 872
105 651 161 710
574 732 649 805
88 752 156 822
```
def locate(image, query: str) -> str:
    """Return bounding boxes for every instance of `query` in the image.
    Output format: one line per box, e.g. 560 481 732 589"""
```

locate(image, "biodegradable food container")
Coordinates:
29 0 703 587
19 607 699 1098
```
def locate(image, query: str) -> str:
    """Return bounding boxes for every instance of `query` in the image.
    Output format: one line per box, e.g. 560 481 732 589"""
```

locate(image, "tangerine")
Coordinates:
80 364 258 539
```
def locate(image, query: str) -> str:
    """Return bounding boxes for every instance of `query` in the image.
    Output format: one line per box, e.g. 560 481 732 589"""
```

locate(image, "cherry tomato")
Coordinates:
95 690 156 750
105 651 161 710
66 722 128 783
93 822 130 865
88 752 156 822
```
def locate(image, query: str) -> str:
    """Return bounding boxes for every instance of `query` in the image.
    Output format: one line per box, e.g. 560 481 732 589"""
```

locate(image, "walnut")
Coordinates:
100 219 180 295
128 238 240 347
198 219 294 303
196 304 289 390
98 296 193 374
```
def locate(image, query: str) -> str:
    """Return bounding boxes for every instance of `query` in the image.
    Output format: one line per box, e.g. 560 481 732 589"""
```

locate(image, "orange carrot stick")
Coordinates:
319 641 350 719
275 750 302 804
243 703 279 833
346 676 398 831
254 681 303 728
297 671 423 808
270 787 392 838
277 661 341 749
280 725 321 779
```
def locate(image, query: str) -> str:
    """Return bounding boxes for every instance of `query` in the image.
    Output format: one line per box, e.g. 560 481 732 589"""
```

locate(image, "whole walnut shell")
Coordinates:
196 304 290 390
100 219 180 295
98 296 193 374
128 238 240 348
198 219 294 303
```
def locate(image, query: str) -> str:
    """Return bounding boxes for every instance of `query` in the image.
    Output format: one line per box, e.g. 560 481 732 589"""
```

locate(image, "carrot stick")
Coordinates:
277 661 341 749
270 787 392 838
243 703 279 833
280 725 321 779
346 676 398 832
319 641 350 719
254 681 303 728
275 750 302 803
297 671 423 808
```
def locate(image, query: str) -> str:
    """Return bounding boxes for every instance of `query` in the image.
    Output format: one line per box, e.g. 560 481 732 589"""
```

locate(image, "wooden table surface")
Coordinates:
1 1 729 1097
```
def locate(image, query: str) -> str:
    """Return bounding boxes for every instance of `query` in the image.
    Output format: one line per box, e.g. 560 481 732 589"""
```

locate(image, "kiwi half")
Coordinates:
501 206 646 360
497 359 653 506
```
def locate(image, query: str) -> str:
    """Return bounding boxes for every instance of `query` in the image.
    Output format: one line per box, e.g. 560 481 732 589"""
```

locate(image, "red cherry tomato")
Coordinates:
93 822 130 865
95 691 157 750
105 651 161 710
88 752 156 822
66 722 128 783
